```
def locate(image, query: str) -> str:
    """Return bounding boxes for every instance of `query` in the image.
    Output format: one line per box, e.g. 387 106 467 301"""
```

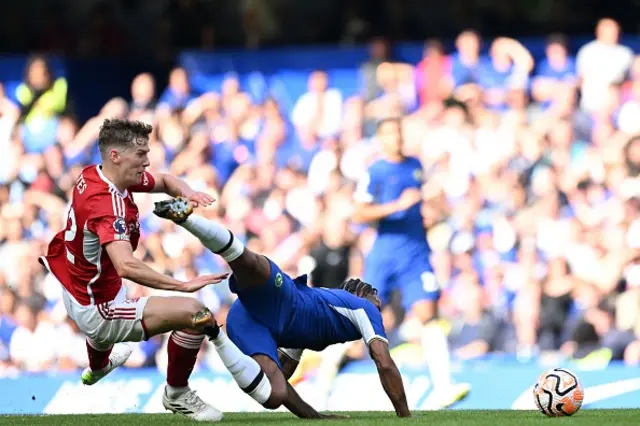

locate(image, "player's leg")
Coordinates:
57 284 134 386
141 295 226 420
219 301 284 407
153 197 271 288
400 266 470 409
252 354 323 418
362 252 393 307
223 303 322 417
81 290 223 421
154 197 299 325
278 348 303 380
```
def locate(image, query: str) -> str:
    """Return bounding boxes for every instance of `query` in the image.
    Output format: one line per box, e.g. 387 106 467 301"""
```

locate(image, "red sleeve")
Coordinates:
129 171 156 193
86 194 130 246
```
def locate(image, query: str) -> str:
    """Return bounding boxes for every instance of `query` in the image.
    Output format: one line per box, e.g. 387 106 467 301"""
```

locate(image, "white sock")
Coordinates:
421 322 453 389
166 385 189 398
180 215 244 262
211 330 272 404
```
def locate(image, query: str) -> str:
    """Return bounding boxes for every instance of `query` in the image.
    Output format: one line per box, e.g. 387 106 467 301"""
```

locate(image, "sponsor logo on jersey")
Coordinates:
275 273 283 288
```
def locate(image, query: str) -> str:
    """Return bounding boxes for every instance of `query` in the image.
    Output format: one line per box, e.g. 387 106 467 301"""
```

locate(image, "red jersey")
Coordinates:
39 165 156 305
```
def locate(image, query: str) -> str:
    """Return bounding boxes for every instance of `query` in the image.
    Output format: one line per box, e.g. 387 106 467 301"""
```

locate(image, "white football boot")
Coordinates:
162 387 224 422
432 382 472 409
81 343 133 385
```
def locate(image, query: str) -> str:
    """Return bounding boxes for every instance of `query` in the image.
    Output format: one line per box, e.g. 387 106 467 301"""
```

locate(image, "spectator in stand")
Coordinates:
157 67 196 118
15 56 68 157
2 23 640 380
451 30 483 89
531 34 577 109
129 73 157 124
577 18 633 113
415 39 453 106
360 37 391 102
291 70 343 139
478 37 534 112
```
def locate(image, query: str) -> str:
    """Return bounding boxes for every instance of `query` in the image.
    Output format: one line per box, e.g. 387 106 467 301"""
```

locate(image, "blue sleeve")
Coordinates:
360 302 388 346
407 158 424 189
354 165 380 204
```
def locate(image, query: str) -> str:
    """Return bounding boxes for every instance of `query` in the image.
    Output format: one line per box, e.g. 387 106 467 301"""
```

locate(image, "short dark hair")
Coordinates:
340 278 378 298
424 38 445 54
546 33 568 50
98 118 152 157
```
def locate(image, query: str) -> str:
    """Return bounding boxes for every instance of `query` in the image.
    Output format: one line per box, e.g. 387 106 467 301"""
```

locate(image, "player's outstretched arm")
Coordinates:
352 189 422 224
106 241 228 292
282 382 324 419
150 172 214 207
369 340 411 418
352 200 400 224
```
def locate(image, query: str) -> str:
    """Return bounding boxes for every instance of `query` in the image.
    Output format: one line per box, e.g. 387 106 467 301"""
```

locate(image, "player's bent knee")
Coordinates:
262 383 287 410
250 354 287 409
180 298 216 330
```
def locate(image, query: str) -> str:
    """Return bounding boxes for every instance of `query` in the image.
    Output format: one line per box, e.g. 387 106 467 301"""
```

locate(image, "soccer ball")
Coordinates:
533 368 584 417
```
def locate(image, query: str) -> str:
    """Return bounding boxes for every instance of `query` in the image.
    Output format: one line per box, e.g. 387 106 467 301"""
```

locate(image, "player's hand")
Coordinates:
182 273 229 292
319 413 350 420
320 413 350 420
187 191 216 208
394 188 423 212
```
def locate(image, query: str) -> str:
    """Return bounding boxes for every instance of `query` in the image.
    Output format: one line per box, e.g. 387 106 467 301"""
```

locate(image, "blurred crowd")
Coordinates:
1 17 640 378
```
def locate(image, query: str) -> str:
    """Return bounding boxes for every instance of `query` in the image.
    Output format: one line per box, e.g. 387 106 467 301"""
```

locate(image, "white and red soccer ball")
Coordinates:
533 368 584 417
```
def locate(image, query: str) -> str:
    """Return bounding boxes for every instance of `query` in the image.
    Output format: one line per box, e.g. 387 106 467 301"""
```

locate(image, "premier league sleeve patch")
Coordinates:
113 216 129 240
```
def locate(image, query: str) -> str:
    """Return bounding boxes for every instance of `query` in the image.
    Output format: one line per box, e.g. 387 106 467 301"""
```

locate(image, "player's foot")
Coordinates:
436 382 471 409
163 387 224 422
153 197 193 224
81 343 133 386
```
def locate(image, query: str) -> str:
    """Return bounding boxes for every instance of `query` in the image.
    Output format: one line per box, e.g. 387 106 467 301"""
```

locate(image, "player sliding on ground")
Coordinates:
39 119 230 421
153 197 412 418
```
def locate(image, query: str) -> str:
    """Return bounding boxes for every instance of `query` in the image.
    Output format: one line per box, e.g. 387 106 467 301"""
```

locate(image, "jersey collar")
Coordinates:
96 165 129 198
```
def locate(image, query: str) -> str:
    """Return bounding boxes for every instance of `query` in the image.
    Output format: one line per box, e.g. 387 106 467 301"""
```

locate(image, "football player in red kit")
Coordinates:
39 119 228 421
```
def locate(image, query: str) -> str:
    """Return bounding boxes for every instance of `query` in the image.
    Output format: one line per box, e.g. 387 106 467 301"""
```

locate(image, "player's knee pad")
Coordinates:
243 369 273 406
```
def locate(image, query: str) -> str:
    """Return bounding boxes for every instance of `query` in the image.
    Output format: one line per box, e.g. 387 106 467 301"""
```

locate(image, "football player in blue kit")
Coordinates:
352 118 470 408
153 197 411 419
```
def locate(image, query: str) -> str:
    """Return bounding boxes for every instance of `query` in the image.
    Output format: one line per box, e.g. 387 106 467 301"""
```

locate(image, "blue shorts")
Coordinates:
364 246 439 310
226 300 282 368
226 258 301 367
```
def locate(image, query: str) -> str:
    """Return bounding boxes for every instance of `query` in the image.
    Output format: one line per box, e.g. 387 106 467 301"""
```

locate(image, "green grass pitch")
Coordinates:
0 410 638 426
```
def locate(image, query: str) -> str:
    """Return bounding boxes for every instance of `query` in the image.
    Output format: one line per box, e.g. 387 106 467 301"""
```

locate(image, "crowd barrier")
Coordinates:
2 360 639 415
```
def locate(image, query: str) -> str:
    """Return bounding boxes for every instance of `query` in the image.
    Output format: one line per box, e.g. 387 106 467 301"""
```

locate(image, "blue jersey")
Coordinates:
355 157 439 308
355 156 429 250
279 285 387 351
226 260 387 367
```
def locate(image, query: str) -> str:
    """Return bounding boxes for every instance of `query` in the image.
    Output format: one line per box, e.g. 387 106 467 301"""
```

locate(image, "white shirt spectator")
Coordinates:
577 40 633 111
55 322 89 368
10 320 58 372
291 88 343 138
